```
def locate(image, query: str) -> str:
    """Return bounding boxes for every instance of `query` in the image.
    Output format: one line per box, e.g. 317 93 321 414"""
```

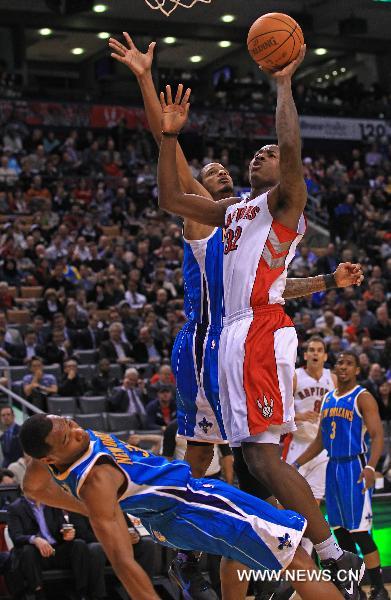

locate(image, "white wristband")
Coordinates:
364 465 375 473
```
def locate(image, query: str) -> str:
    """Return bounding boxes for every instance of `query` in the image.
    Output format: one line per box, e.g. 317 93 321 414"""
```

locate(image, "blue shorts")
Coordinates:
171 322 226 442
326 455 373 532
142 478 306 572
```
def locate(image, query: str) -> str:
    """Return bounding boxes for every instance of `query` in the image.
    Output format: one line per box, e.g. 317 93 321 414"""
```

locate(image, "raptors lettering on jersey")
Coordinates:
293 367 334 442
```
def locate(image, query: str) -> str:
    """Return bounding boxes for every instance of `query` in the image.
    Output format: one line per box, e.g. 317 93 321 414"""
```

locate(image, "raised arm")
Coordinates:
283 262 364 300
80 462 159 600
158 85 235 226
109 33 207 197
23 459 88 515
267 45 308 229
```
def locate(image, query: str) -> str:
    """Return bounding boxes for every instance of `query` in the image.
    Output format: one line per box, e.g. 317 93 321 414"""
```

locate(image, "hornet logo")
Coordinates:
278 533 292 550
198 417 213 434
256 396 274 418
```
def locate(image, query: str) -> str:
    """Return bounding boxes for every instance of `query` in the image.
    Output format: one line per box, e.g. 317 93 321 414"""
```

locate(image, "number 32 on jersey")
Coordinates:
224 226 242 254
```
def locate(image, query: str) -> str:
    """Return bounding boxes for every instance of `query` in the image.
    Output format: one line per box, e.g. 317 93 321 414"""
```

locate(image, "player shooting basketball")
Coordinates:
157 46 365 599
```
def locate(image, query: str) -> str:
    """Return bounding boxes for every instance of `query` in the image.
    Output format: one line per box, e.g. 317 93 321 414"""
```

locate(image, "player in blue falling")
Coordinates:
20 414 346 600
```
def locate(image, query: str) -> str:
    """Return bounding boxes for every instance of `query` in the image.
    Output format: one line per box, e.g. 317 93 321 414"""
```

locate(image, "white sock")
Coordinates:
314 535 343 561
301 537 314 557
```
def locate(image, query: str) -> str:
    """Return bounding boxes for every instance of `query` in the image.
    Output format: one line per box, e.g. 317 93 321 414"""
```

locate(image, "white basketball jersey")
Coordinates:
293 367 334 442
223 192 306 318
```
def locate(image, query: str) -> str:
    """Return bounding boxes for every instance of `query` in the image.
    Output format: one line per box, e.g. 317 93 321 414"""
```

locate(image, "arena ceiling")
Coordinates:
0 0 390 70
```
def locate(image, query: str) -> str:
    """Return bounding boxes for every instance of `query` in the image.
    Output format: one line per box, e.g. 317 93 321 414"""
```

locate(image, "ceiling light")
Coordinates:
340 67 346 73
317 77 322 83
93 4 107 12
190 55 202 63
314 48 327 56
71 47 85 55
324 74 330 79
221 14 235 23
332 70 338 76
219 40 232 48
97 32 110 39
39 28 52 36
163 37 177 44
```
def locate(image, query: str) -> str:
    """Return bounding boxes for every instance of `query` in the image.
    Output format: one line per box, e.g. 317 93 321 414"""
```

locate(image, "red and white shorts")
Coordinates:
218 304 298 444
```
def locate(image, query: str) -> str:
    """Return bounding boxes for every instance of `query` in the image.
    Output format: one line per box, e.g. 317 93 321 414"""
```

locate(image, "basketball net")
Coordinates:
144 0 211 17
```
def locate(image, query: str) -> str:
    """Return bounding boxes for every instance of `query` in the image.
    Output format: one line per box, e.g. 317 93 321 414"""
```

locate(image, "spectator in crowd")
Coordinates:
132 326 162 364
22 357 58 411
90 358 120 397
0 328 22 365
146 383 176 430
21 329 45 365
363 363 385 406
109 368 148 424
0 406 23 468
0 468 16 486
99 321 133 365
7 453 29 487
377 380 390 422
7 495 89 600
370 305 391 341
36 289 64 321
69 511 159 599
58 358 87 397
43 329 73 367
0 311 22 346
73 313 107 351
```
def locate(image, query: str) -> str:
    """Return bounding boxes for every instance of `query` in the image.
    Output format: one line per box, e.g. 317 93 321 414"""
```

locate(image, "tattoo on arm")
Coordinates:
283 274 335 299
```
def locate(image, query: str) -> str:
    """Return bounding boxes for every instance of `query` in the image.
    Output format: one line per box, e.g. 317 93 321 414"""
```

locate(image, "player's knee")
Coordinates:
241 445 275 485
185 442 214 477
352 531 378 556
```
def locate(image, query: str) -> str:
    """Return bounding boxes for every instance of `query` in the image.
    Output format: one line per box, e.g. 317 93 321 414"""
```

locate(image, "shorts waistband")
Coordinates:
223 304 285 326
329 453 365 463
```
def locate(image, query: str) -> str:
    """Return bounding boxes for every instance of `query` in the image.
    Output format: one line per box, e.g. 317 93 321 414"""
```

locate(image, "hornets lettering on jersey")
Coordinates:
172 227 226 442
321 386 373 531
49 430 306 571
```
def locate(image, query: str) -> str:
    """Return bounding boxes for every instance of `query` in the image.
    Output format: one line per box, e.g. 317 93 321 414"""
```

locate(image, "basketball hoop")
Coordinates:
144 0 212 17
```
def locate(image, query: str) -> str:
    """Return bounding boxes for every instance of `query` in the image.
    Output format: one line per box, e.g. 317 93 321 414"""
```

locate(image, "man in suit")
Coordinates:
21 329 46 365
69 512 160 600
7 494 89 600
43 329 73 367
73 313 107 351
132 326 162 364
98 321 133 365
0 406 23 468
108 368 148 427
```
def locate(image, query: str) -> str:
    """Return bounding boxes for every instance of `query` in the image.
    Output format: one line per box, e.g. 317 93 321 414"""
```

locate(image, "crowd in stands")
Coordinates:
0 112 389 426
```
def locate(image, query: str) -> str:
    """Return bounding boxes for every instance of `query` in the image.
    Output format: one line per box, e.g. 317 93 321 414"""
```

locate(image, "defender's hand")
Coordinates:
109 32 156 78
334 262 364 288
160 84 191 135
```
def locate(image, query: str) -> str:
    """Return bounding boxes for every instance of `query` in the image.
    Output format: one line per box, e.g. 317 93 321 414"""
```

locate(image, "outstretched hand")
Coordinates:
263 44 306 80
160 84 191 135
109 32 156 78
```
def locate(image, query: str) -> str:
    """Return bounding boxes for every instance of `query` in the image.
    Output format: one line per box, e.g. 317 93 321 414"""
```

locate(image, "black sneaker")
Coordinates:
321 551 365 599
168 555 219 600
369 588 390 600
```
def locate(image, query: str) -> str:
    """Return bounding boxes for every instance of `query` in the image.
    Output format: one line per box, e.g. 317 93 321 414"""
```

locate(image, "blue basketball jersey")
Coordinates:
321 386 367 459
48 430 192 517
182 227 224 327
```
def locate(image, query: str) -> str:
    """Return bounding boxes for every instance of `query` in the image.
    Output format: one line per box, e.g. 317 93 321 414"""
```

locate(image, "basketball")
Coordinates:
247 12 304 71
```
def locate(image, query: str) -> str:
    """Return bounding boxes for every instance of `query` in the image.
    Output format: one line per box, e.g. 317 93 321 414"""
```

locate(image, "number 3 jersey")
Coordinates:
321 385 368 459
223 191 306 318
